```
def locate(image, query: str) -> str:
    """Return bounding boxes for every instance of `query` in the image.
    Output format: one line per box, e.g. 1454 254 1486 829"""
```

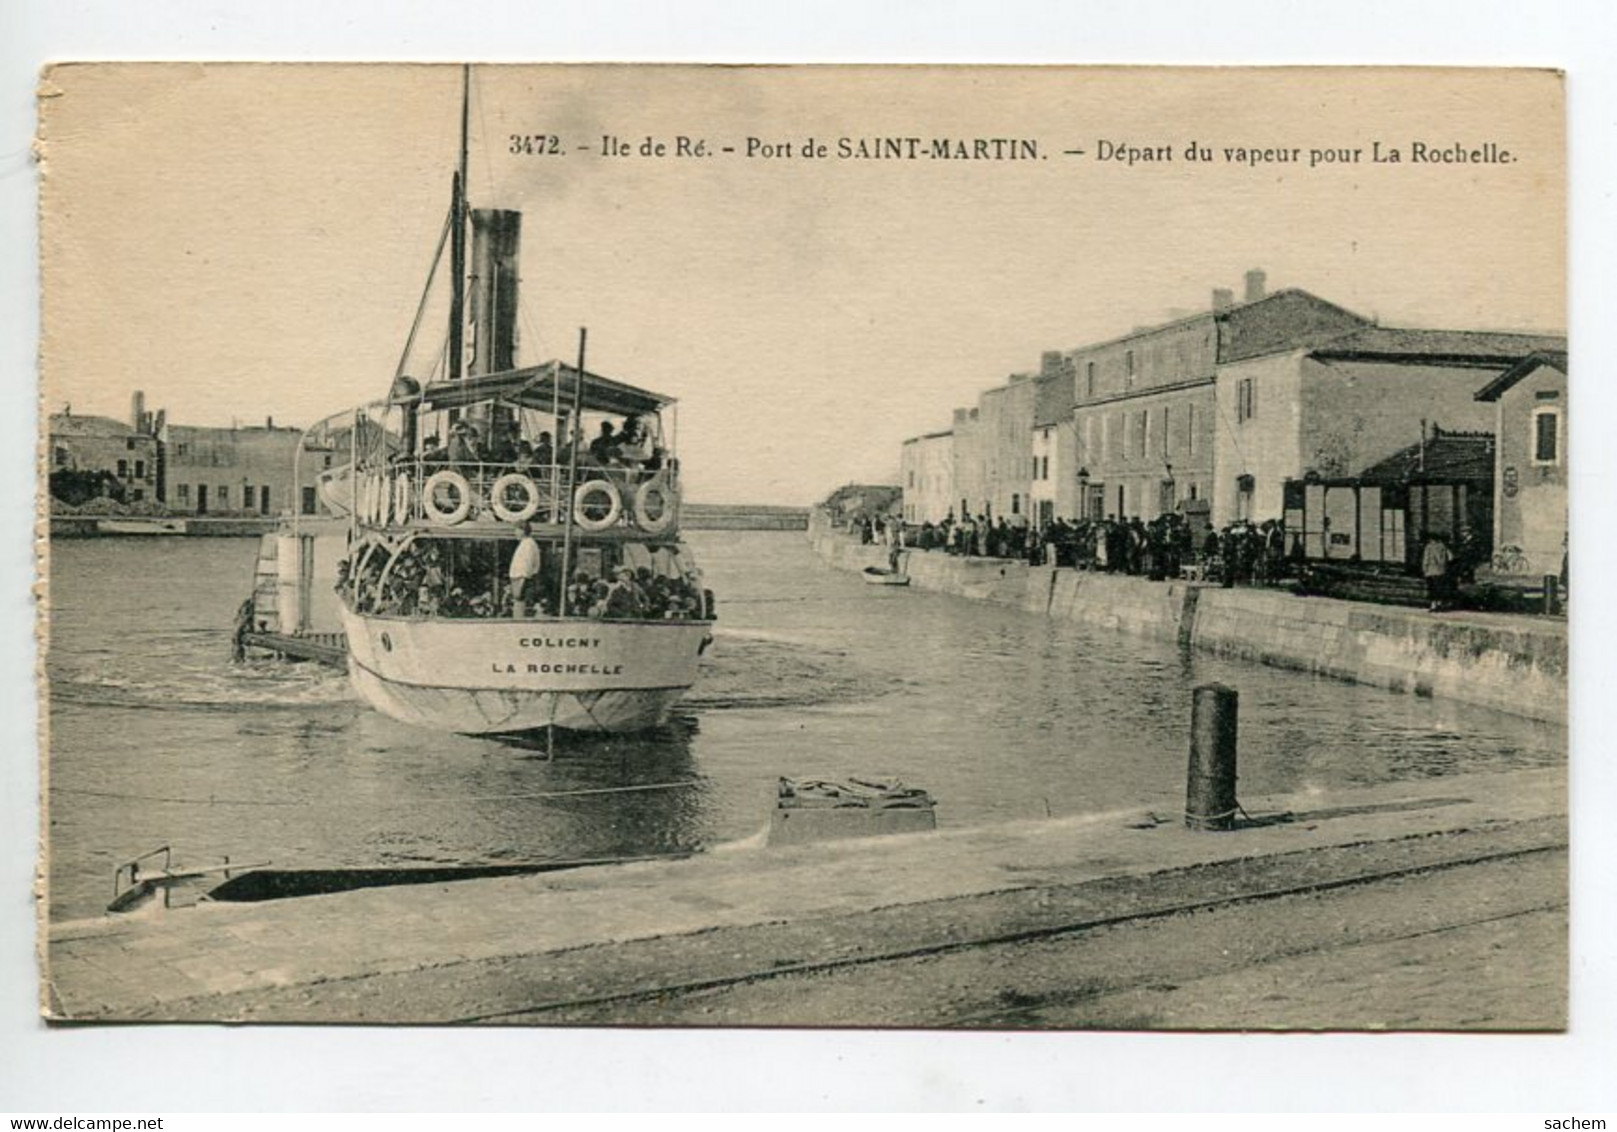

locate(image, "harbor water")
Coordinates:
44 531 1564 922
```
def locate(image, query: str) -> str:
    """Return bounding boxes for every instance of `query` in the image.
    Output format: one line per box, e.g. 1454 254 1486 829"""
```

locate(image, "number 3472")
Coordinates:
509 134 563 156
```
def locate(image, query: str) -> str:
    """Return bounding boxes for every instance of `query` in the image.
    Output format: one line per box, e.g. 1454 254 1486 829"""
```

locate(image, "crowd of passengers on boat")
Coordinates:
367 402 677 531
337 533 714 622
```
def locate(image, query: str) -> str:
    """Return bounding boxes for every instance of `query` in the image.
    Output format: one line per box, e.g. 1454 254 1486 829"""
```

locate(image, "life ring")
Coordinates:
573 479 622 530
633 478 679 534
361 474 378 525
490 473 541 523
394 473 411 523
378 473 394 525
422 469 473 525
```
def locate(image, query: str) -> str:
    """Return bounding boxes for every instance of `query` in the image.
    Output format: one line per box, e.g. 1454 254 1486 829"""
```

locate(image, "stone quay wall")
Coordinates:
809 517 1565 724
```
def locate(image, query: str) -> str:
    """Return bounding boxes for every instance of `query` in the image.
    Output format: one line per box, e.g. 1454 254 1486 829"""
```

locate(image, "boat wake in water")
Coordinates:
683 632 904 711
48 639 356 713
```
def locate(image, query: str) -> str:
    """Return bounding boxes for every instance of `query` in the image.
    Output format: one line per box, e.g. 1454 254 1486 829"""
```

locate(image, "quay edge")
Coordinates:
43 766 1565 1027
809 517 1566 724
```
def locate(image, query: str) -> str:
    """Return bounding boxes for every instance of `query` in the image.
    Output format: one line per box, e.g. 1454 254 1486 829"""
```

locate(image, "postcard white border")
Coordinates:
4 0 1615 1114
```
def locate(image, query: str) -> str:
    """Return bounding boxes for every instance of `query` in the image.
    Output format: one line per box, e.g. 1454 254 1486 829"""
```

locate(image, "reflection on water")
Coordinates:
44 532 1564 921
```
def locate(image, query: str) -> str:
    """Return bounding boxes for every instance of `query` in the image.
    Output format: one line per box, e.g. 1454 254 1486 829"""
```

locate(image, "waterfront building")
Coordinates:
1029 352 1077 525
898 270 1565 537
47 400 161 505
163 418 334 517
1474 350 1568 579
1070 275 1369 523
977 372 1040 524
899 429 955 524
823 482 902 526
949 406 985 520
1212 327 1565 526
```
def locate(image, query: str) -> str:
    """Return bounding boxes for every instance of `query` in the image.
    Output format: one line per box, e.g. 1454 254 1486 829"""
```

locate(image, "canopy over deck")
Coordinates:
417 360 675 418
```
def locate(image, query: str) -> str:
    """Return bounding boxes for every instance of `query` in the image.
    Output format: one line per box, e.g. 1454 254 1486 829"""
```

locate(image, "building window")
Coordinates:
243 485 256 511
1011 493 1020 515
1135 411 1148 459
134 460 145 479
1086 361 1096 398
1237 377 1258 423
54 446 69 467
261 486 271 515
131 489 144 502
302 486 318 515
177 483 190 504
1188 404 1197 454
116 459 128 478
175 442 189 458
1125 350 1136 389
1162 406 1171 455
1532 407 1562 465
218 485 229 508
125 438 136 451
907 470 915 488
1042 455 1050 480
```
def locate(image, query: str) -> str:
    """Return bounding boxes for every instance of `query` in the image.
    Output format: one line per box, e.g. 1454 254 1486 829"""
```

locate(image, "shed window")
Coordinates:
1237 377 1258 423
1532 407 1562 465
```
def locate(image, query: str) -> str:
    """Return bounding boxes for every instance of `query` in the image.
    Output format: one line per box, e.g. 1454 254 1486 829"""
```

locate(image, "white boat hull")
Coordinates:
338 605 711 735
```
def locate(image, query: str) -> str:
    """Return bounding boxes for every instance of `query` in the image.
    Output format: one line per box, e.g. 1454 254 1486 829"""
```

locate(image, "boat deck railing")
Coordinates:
350 458 682 535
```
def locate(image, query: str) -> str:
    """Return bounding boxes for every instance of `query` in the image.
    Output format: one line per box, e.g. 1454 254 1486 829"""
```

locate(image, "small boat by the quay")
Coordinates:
98 517 188 536
862 565 911 586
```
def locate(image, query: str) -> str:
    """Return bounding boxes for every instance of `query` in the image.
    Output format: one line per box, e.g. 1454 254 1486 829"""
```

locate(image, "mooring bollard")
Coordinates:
1186 683 1239 831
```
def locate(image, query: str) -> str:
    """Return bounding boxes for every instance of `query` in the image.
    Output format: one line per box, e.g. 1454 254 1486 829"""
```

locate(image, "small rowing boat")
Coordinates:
862 566 910 586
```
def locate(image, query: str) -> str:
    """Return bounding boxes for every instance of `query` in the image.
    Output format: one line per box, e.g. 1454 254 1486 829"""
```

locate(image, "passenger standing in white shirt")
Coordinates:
509 521 542 618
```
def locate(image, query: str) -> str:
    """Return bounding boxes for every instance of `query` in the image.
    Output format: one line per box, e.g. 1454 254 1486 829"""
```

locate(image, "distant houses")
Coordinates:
899 271 1566 580
47 390 347 518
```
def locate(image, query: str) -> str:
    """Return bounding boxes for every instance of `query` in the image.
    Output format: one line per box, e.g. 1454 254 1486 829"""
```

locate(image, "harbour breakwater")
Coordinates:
809 519 1566 724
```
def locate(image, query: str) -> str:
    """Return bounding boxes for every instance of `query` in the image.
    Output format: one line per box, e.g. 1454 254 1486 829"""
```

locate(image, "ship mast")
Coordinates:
557 328 588 615
448 64 470 382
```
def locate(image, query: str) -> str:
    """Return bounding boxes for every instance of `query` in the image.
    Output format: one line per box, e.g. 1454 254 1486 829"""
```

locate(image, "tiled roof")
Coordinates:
49 414 141 439
1474 350 1568 402
1357 431 1496 483
1313 327 1566 363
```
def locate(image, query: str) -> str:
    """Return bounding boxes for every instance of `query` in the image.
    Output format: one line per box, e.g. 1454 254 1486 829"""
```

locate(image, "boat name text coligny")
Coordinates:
515 636 606 649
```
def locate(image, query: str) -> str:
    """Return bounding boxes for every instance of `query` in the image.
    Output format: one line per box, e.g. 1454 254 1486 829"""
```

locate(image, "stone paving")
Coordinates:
44 766 1565 1025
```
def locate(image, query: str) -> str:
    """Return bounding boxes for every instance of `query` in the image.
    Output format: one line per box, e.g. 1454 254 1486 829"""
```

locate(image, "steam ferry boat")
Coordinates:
254 67 714 735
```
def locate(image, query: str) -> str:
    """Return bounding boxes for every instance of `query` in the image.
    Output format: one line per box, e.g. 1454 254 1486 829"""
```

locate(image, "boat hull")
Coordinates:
338 605 711 735
862 567 910 586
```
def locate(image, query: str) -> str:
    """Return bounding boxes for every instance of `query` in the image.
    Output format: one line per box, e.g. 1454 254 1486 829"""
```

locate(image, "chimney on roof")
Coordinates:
1212 287 1235 312
130 390 145 432
1244 269 1267 303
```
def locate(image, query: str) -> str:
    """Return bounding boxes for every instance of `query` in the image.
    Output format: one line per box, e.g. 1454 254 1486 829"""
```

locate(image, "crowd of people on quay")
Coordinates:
861 510 1299 587
338 529 709 621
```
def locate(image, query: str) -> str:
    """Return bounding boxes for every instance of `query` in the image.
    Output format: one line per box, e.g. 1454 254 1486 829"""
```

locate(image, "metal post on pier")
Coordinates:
1186 683 1239 831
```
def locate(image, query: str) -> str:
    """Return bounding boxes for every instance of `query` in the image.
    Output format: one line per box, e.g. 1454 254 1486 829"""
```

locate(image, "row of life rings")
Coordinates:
415 470 678 534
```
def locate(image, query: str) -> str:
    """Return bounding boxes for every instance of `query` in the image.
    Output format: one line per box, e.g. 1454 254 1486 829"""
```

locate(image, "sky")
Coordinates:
39 64 1565 504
